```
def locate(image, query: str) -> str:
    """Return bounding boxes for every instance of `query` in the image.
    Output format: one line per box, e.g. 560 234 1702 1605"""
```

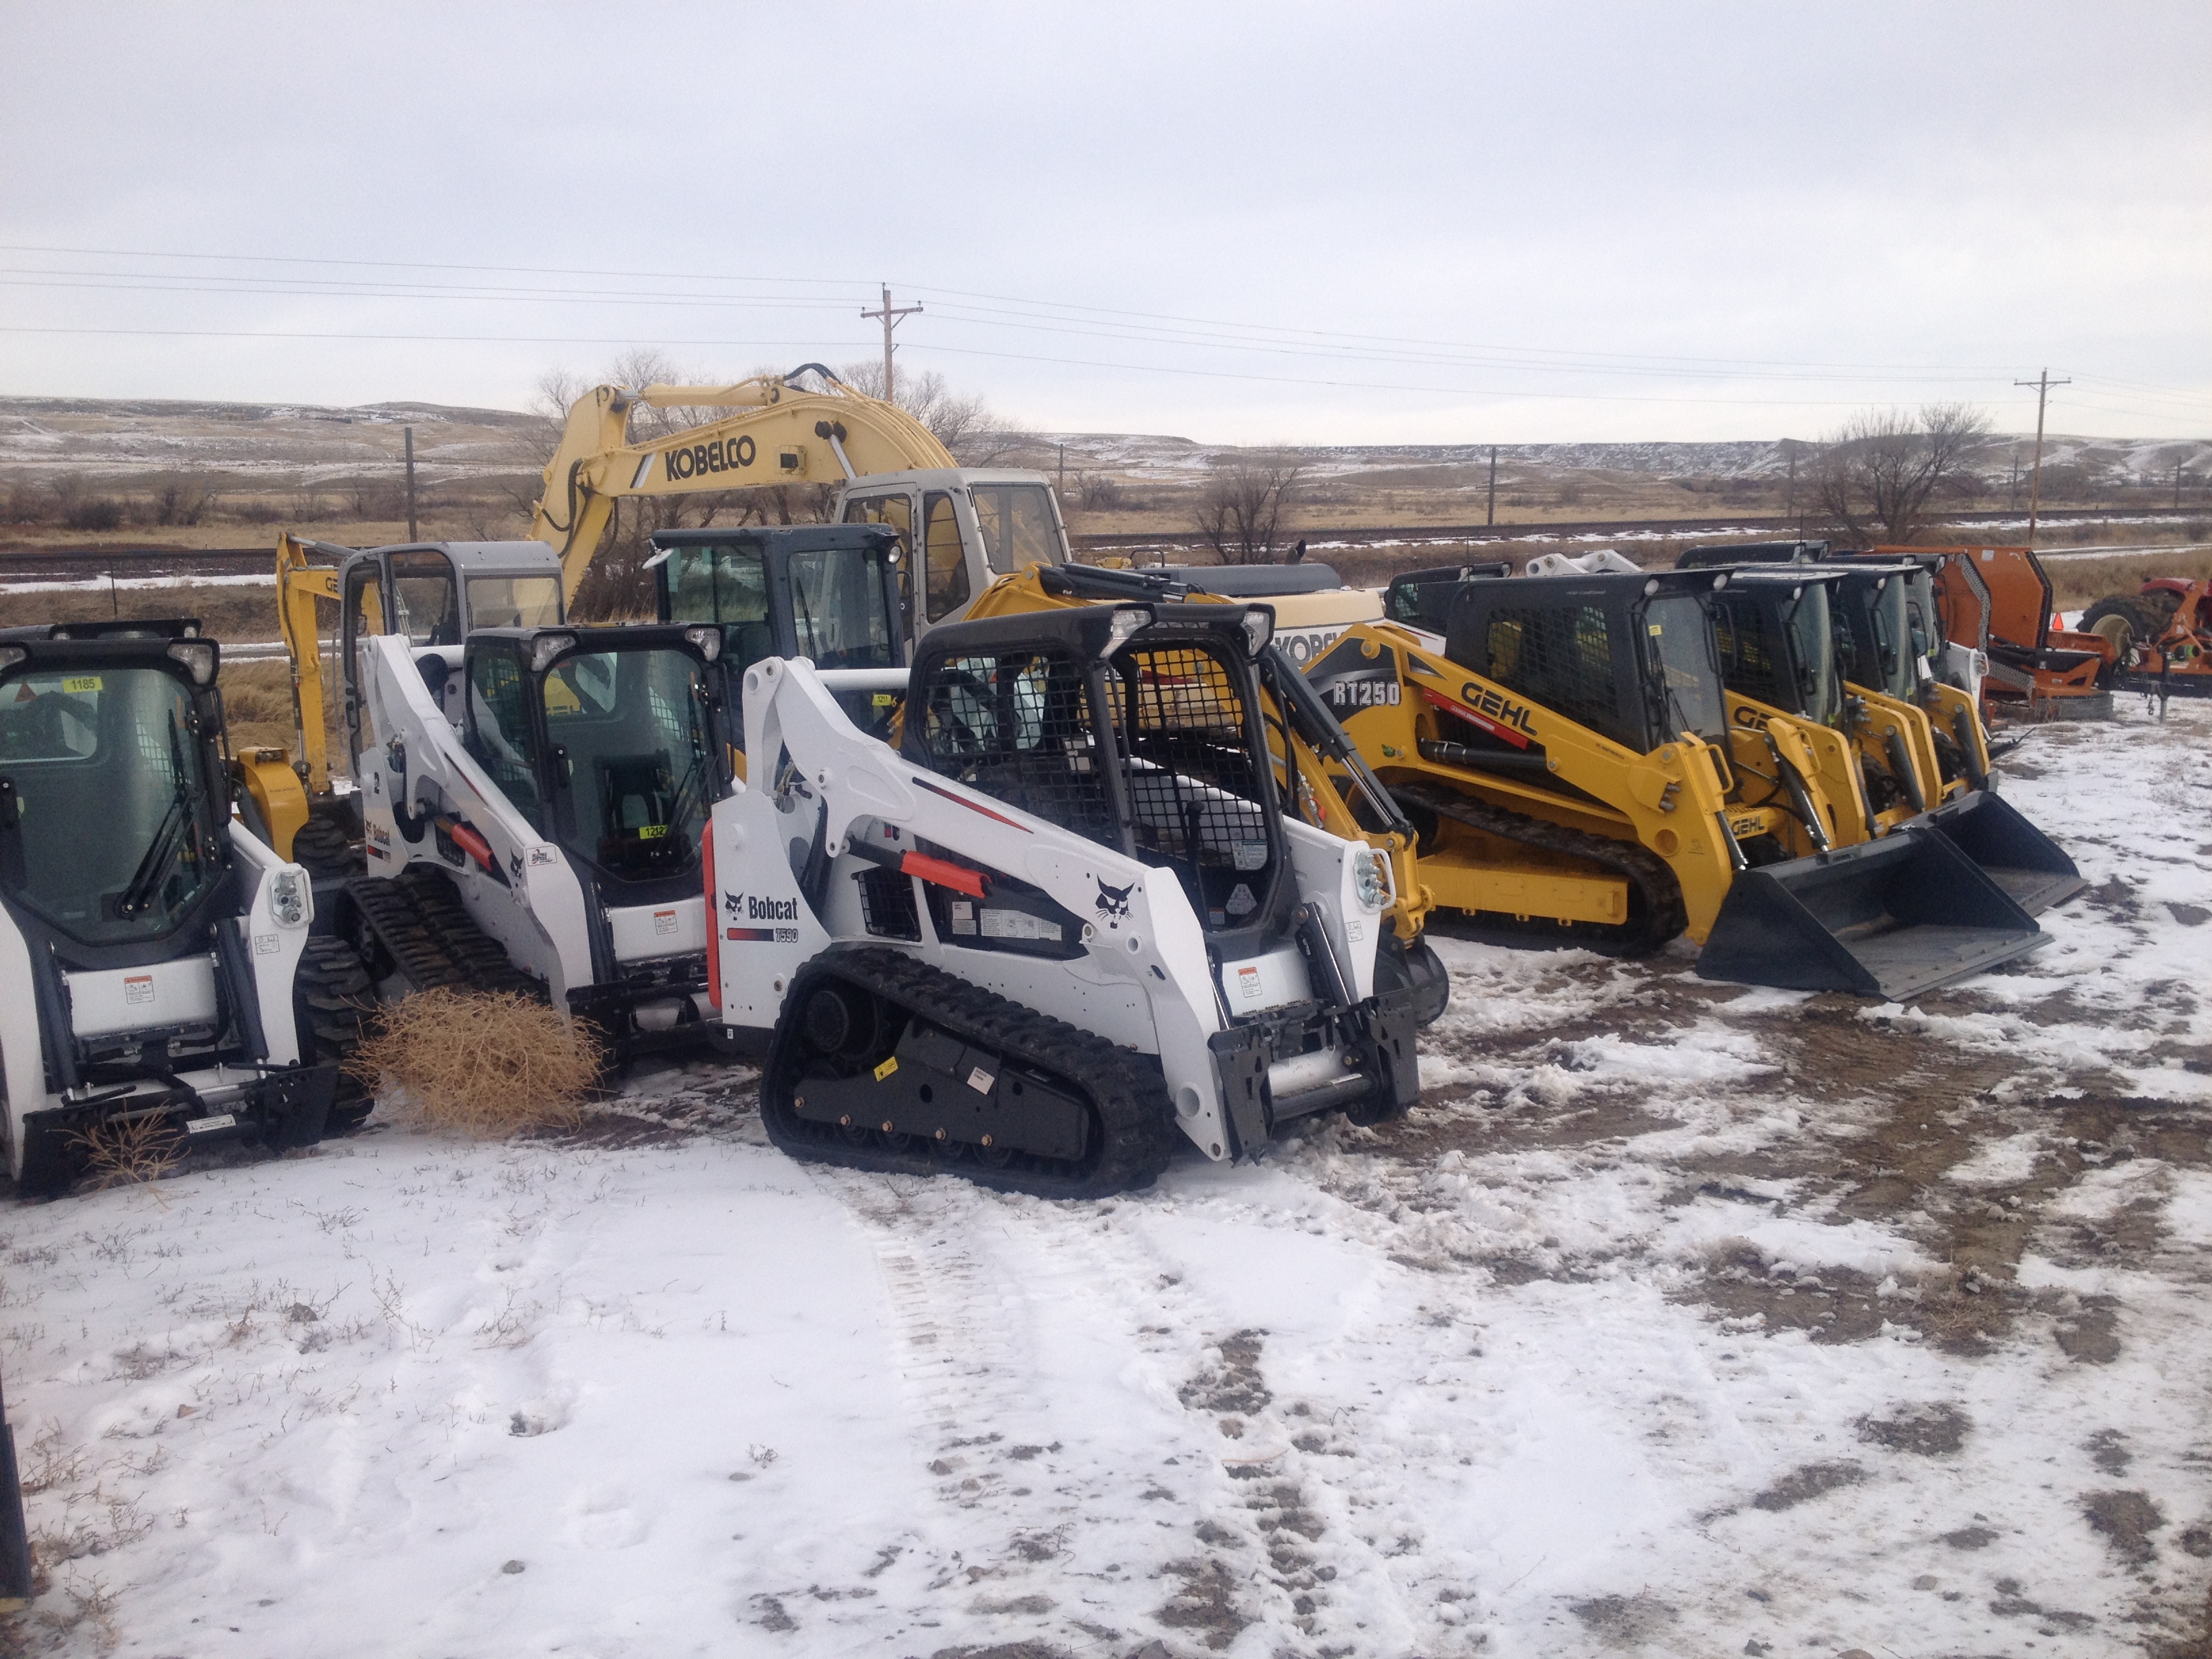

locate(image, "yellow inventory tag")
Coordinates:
61 675 102 693
873 1056 899 1082
872 693 895 708
1647 624 1662 636
637 823 667 840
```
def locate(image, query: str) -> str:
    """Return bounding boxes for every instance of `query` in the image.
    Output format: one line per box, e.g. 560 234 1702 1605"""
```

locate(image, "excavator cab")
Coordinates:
836 470 1069 640
650 523 907 762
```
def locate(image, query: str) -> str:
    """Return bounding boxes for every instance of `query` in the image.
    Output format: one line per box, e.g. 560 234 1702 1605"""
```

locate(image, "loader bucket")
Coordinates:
1917 790 2085 916
1696 828 2045 1000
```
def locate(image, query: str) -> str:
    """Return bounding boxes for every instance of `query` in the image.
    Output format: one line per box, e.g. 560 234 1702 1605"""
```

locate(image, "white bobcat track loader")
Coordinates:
340 620 733 1059
0 623 335 1192
708 600 1423 1199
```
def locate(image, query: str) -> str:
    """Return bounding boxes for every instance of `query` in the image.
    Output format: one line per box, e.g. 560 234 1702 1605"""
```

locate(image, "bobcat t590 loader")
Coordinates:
707 600 1422 1197
333 620 732 1059
0 624 337 1191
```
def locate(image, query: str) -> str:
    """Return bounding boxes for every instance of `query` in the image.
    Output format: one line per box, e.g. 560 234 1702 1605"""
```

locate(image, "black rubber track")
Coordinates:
762 945 1181 1200
292 936 379 1129
1391 780 1689 957
343 865 538 998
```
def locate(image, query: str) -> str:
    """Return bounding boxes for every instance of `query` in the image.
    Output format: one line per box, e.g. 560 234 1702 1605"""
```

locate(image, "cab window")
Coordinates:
968 483 1058 574
466 575 562 630
390 551 460 647
841 493 914 558
923 491 968 621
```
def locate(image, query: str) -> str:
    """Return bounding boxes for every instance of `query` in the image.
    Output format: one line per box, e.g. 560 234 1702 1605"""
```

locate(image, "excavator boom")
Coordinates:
533 373 956 602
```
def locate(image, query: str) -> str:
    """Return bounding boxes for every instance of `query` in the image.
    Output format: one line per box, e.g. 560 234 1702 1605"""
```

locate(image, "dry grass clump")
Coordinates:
66 1113 184 1189
348 989 600 1138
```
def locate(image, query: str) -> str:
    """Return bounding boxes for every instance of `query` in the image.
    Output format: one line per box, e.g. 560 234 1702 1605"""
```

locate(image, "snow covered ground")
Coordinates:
4 699 2210 1657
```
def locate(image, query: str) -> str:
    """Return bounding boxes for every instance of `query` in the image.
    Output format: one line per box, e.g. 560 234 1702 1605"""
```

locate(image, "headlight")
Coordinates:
1354 848 1389 911
0 645 24 674
682 625 722 662
270 867 310 928
166 640 218 684
529 632 578 674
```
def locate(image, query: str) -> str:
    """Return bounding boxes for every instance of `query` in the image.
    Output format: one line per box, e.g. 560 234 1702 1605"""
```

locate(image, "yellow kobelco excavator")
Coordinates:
245 367 1073 862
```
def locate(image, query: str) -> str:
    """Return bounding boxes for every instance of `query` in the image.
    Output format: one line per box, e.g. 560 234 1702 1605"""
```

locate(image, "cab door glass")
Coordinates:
390 551 461 646
342 564 384 762
841 493 914 558
464 649 541 821
922 491 969 621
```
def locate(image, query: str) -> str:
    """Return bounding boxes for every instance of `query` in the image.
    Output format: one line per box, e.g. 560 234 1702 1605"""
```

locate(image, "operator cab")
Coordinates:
337 541 566 771
649 524 906 754
457 624 726 903
1697 568 1848 729
837 470 1070 640
0 632 237 952
1442 570 1735 756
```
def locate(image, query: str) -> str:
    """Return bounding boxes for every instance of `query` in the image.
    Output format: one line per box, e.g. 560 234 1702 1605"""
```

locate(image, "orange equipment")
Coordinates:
2079 575 2212 698
1875 545 2116 720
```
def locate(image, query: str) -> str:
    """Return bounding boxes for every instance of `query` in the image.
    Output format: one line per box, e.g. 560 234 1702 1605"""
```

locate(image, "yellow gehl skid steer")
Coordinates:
1694 560 2083 919
1164 562 2054 998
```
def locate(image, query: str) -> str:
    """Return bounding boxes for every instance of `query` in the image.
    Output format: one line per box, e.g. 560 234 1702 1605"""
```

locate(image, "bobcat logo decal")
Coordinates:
723 890 745 917
1093 877 1134 920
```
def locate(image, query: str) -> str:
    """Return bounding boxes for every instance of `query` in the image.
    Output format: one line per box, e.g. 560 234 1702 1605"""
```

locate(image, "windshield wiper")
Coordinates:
118 712 198 918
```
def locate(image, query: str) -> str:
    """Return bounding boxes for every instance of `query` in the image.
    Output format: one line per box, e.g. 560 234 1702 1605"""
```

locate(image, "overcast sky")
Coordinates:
4 2 2207 445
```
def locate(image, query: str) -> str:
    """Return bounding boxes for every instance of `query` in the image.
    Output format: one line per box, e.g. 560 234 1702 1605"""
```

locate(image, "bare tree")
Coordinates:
1814 403 1992 546
1194 453 1306 564
834 361 1036 465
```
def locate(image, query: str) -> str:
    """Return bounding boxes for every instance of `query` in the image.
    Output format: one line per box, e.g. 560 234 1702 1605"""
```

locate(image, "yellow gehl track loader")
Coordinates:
1146 562 2054 998
1696 561 2083 919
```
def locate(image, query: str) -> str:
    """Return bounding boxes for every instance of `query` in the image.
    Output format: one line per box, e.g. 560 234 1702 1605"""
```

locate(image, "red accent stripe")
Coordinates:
702 820 720 1010
1419 685 1532 750
910 776 1033 833
901 851 989 898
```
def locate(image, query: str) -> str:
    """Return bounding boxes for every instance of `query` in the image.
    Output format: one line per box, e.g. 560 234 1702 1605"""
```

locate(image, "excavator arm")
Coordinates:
531 371 956 603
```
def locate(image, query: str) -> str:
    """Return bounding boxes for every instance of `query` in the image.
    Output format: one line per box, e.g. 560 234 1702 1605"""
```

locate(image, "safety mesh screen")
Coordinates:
1708 592 1789 710
1109 644 1278 929
1471 604 1628 746
855 865 920 939
913 648 1120 847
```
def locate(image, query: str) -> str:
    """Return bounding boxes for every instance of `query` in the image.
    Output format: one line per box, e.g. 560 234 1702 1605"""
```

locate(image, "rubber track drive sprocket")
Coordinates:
762 945 1179 1200
1391 780 1689 957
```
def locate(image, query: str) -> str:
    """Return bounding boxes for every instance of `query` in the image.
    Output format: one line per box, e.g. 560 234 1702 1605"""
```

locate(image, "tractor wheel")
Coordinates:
2087 611 2135 663
293 936 379 1130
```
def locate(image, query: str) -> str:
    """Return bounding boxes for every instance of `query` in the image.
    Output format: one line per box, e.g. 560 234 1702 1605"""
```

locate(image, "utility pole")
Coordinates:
1486 445 1498 527
1058 443 1066 499
2176 459 2186 511
1782 441 1799 530
861 285 923 403
2013 368 2070 544
2009 445 2021 512
404 426 419 541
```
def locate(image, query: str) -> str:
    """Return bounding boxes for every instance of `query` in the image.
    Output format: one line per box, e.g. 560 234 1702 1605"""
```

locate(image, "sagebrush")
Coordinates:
348 990 599 1137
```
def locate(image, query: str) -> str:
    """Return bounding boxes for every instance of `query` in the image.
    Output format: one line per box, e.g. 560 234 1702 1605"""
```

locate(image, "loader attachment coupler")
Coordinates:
1917 790 2085 916
1695 827 2045 1000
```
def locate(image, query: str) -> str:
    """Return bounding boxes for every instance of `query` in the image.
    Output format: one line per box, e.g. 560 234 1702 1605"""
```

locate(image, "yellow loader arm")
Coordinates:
532 373 954 605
